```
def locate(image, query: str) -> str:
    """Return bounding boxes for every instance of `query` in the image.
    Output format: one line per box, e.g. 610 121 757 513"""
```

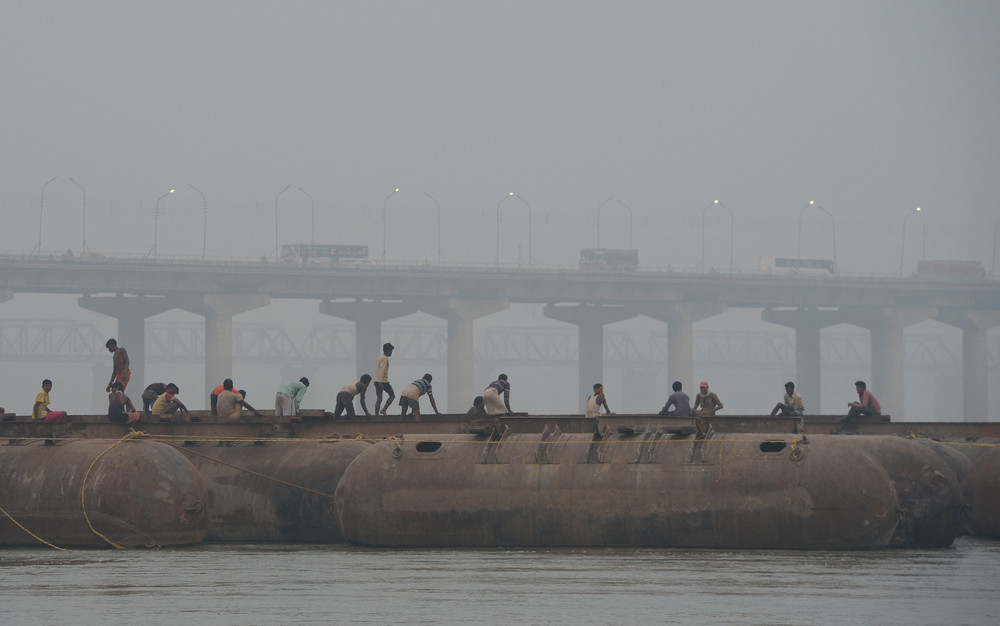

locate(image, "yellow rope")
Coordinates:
0 503 72 551
79 431 149 549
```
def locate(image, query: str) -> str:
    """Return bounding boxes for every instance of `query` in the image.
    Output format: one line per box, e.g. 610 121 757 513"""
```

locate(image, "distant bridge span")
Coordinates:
1 254 998 419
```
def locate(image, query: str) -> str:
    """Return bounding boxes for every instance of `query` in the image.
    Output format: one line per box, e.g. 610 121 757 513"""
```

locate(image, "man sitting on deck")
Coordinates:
770 381 805 416
152 383 189 417
216 380 263 423
844 380 881 422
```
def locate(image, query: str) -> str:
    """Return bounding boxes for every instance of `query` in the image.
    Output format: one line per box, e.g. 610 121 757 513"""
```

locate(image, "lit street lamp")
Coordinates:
69 177 86 253
35 176 58 254
796 200 837 270
189 184 207 260
424 192 441 265
381 187 399 264
899 207 925 276
298 187 315 244
151 189 175 259
274 184 291 260
701 199 734 272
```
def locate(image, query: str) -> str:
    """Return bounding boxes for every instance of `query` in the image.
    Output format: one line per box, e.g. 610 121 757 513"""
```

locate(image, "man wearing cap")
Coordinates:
693 381 723 416
374 342 395 416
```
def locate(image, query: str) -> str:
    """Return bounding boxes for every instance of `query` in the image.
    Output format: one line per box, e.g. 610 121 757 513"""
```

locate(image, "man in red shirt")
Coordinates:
845 380 881 422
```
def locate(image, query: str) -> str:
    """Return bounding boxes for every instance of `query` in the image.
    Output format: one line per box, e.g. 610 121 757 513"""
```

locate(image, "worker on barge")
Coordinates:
32 379 67 422
845 380 881 422
334 374 372 419
107 381 141 425
658 381 691 416
770 381 805 416
216 380 262 422
152 383 189 417
141 382 166 414
483 374 512 415
373 342 395 416
399 373 440 420
275 377 309 418
105 338 130 392
692 381 723 416
586 383 612 417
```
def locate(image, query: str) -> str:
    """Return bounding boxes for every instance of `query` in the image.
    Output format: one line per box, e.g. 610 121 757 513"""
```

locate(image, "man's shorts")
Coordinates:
115 369 132 389
398 396 420 410
375 382 394 395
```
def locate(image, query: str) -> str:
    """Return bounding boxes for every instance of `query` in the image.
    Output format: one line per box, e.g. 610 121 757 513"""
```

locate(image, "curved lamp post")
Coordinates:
496 192 533 266
597 196 634 251
35 176 58 254
69 177 86 253
424 192 441 265
381 188 399 264
189 184 207 260
700 199 734 272
796 200 837 270
298 187 315 244
273 184 291 260
152 189 175 259
899 207 925 276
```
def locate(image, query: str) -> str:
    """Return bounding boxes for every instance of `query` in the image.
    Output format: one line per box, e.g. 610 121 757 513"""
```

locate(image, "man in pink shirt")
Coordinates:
845 380 881 422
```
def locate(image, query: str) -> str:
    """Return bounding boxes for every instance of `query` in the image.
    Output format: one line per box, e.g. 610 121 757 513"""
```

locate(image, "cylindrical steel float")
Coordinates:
335 432 901 549
849 437 962 547
178 439 372 542
961 446 1000 539
0 439 207 548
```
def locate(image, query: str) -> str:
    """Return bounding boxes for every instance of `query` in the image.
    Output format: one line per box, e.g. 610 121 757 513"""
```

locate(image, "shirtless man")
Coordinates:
693 381 723 416
105 338 131 392
334 374 372 419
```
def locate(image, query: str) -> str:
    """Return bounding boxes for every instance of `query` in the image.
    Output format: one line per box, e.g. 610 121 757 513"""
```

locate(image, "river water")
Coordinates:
3 537 999 625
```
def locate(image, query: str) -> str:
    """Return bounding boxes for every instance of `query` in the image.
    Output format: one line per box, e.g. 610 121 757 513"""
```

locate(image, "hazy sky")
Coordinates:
2 0 998 271
1 1 998 416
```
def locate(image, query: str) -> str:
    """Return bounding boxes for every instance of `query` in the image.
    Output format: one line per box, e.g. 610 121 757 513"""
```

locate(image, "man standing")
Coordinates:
658 381 691 417
483 374 512 416
374 343 395 416
585 383 612 417
275 377 310 418
693 381 723 416
399 373 440 420
845 380 881 422
334 374 372 419
105 338 131 392
771 381 805 416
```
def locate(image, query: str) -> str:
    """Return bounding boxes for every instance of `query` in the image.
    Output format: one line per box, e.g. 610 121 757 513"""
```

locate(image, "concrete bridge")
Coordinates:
2 253 999 419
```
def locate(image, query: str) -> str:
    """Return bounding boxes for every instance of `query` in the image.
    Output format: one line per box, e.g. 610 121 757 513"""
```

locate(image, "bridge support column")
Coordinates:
935 309 1000 421
78 295 178 393
421 298 509 412
319 300 419 376
761 308 844 412
179 294 270 402
640 302 727 391
544 304 637 410
846 307 935 420
0 288 11 304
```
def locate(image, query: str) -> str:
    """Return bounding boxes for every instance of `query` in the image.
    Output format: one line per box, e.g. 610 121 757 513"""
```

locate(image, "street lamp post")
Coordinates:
189 184 207 260
381 188 399 264
496 192 534 266
424 192 441 265
700 199 734 272
274 184 291 260
35 176 58 254
298 187 316 244
597 196 634 251
899 207 925 276
796 200 838 270
152 189 175 259
69 177 86 254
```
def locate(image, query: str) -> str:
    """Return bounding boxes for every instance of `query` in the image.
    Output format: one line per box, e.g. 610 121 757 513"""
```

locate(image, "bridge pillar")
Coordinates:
845 307 935 420
420 298 509 412
78 295 178 393
544 304 637 410
178 294 271 403
935 309 1000 421
319 299 419 377
761 308 844 412
0 288 11 304
639 302 728 391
